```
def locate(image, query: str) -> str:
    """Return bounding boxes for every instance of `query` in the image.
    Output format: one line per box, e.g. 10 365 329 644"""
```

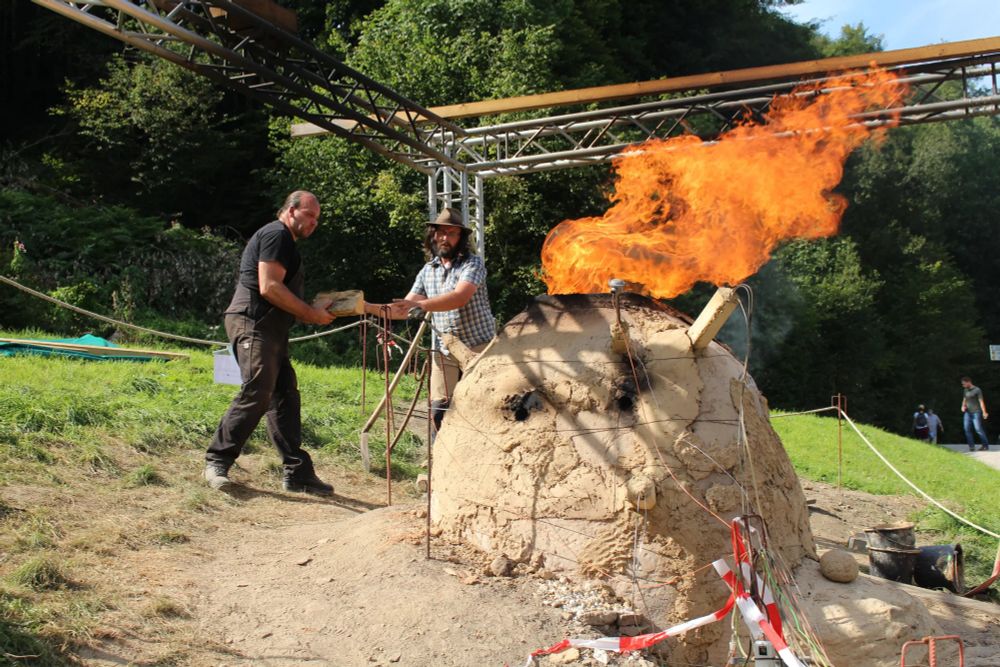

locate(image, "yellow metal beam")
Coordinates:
291 35 1000 137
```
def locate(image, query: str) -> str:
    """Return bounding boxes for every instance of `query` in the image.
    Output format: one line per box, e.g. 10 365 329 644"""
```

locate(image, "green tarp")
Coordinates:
0 334 160 362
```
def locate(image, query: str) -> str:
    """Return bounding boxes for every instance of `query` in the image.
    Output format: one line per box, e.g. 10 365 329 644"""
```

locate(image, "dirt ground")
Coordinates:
72 458 998 667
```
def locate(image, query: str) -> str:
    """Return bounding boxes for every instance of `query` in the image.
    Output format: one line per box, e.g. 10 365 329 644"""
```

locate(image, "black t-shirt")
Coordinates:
226 220 303 321
237 220 301 292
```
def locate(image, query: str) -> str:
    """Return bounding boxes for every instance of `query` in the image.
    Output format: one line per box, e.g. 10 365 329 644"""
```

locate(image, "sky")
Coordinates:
780 0 1000 50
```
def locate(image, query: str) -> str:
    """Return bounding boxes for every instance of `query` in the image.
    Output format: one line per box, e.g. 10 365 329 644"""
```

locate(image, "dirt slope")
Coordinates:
72 462 999 667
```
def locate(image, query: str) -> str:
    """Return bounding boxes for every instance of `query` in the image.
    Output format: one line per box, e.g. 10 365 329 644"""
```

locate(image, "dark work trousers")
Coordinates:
205 311 314 480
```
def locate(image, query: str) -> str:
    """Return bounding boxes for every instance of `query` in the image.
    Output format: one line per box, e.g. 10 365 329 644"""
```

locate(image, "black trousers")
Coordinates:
205 312 314 479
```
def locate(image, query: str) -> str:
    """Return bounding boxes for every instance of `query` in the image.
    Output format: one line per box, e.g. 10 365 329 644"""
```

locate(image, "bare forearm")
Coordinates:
364 301 409 319
412 282 477 313
415 290 470 312
370 282 476 319
257 260 333 325
261 282 327 323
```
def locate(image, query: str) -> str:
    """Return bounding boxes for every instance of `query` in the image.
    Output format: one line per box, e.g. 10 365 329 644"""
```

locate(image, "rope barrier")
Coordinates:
0 273 366 346
838 410 1000 540
778 404 1000 597
769 406 839 418
289 320 365 343
0 274 225 346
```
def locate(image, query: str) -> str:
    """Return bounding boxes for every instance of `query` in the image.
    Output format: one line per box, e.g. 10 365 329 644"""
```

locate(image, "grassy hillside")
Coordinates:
0 335 423 480
772 411 1000 587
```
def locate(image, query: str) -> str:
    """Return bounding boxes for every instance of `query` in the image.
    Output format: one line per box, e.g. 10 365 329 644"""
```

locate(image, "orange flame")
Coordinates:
541 68 909 298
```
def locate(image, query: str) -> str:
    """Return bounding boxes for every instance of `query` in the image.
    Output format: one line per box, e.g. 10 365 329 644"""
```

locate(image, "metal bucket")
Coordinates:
914 544 965 593
865 522 920 583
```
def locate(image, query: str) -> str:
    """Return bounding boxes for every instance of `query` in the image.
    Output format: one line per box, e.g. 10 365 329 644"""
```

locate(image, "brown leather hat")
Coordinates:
428 207 469 229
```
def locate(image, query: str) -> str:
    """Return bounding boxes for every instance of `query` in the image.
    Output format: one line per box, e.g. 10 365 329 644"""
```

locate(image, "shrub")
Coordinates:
0 189 240 333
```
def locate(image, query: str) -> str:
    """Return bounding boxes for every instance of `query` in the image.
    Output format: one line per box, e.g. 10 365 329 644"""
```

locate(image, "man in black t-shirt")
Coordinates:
204 191 337 494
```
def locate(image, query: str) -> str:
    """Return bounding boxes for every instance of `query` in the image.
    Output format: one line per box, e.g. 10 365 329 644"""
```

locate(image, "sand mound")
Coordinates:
180 483 999 667
191 506 570 666
431 293 815 664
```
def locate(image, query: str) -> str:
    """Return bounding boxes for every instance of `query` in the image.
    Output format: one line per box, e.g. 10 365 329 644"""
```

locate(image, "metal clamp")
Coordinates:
609 278 626 325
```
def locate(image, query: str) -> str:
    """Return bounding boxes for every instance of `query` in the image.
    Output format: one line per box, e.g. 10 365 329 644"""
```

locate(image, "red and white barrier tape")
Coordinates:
522 558 735 666
730 518 783 638
715 560 805 667
520 519 807 666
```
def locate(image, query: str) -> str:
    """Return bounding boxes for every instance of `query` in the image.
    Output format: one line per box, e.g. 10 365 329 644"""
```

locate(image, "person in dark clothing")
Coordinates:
912 404 930 441
204 190 336 494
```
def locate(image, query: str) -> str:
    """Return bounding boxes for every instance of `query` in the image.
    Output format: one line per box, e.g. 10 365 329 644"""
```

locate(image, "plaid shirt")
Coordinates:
410 253 496 352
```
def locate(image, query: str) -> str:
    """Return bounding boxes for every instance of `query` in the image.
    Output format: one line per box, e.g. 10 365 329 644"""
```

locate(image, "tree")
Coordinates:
0 2 116 146
52 53 272 231
812 22 884 57
750 238 886 419
839 120 999 430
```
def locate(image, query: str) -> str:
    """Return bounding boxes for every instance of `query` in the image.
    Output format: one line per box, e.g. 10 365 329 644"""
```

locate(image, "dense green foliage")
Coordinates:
53 56 273 230
0 190 242 335
2 0 999 437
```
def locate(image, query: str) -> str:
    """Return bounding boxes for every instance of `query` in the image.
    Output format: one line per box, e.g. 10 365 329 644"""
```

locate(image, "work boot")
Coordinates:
204 463 232 491
283 472 334 496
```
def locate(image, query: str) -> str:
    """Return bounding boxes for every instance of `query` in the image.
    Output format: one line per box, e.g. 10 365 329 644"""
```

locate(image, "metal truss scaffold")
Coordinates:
441 54 1000 177
33 0 467 173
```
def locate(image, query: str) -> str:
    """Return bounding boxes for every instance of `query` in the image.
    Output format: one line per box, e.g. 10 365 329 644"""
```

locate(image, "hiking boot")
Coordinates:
204 463 232 491
283 473 333 496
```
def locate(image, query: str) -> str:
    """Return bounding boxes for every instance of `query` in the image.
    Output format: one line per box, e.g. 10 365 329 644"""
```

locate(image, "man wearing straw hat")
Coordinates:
367 207 496 433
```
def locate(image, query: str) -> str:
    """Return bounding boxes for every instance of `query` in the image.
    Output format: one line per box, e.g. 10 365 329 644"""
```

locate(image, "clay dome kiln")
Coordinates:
430 291 816 658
